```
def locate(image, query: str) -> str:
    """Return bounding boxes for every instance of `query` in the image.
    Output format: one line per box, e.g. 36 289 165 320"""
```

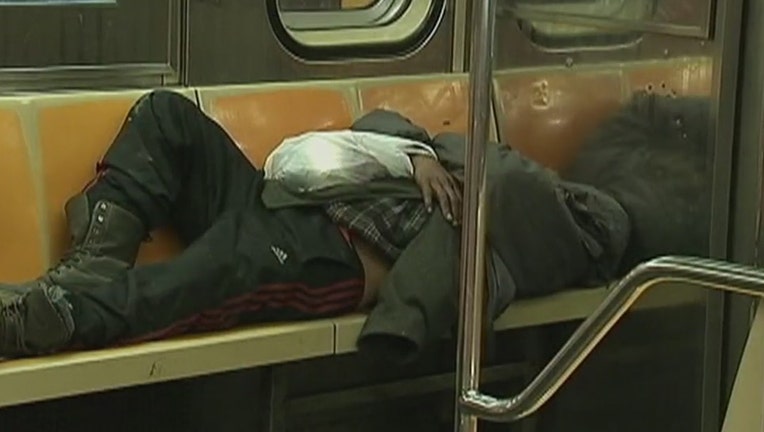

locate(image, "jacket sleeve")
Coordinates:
351 109 434 148
357 210 460 365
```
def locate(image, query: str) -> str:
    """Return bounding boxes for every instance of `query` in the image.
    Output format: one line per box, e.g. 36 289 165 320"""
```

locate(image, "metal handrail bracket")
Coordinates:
460 255 764 423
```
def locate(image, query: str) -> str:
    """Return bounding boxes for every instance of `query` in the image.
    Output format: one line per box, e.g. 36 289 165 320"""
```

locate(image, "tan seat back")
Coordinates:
199 86 357 167
0 105 47 281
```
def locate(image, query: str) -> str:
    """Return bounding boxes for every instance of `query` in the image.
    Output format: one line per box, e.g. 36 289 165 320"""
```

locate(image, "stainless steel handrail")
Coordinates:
454 0 496 431
459 255 764 422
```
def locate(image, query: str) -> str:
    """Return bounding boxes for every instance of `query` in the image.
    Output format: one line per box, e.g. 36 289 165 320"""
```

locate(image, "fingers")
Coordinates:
431 175 462 225
421 181 434 213
433 181 451 222
445 175 463 224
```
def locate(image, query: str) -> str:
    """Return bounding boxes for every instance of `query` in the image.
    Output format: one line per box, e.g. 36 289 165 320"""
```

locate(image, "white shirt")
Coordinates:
264 130 436 193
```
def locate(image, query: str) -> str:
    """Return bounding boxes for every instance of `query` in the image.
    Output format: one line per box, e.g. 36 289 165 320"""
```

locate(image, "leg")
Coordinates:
0 91 281 355
90 90 263 240
9 90 262 305
55 206 364 348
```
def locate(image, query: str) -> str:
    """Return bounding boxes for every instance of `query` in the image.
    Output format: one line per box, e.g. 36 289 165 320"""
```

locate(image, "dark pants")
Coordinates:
68 90 364 347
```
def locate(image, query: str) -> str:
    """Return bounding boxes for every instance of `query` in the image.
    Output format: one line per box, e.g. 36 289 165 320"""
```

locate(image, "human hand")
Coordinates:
411 155 462 224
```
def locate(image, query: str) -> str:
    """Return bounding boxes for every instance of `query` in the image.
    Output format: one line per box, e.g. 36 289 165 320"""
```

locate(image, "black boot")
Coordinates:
0 194 145 357
0 284 74 357
35 193 146 290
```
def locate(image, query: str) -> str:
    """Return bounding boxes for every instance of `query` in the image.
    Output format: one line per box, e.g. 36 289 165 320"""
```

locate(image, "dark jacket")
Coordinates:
261 109 631 364
351 93 709 364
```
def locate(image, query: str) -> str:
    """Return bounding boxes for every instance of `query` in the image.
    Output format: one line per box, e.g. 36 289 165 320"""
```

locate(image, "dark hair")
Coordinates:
563 91 712 273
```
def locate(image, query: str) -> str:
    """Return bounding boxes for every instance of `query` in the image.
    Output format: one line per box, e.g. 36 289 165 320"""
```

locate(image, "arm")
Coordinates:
351 128 462 223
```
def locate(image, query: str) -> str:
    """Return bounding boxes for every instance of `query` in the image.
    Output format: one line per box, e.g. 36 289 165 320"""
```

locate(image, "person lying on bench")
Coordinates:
0 91 462 358
0 89 709 360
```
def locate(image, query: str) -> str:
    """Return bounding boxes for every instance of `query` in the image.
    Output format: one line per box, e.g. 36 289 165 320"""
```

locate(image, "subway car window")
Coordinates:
278 0 407 30
272 0 441 54
278 0 379 12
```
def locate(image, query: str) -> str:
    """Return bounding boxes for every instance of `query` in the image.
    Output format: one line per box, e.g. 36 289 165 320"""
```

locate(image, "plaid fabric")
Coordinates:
325 198 429 260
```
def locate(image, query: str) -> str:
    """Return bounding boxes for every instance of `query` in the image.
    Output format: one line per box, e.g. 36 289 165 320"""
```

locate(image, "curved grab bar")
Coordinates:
460 255 764 422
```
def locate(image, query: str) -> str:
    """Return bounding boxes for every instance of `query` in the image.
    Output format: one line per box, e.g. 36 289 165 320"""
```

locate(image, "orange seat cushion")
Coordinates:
0 108 47 282
204 88 355 167
358 78 471 136
494 70 624 171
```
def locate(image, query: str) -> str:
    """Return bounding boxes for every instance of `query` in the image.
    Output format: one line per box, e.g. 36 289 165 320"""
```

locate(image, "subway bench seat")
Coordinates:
0 60 711 408
0 89 340 408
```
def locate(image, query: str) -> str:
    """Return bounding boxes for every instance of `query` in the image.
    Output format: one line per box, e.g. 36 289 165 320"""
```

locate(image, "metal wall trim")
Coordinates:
450 0 469 72
0 64 175 92
704 0 746 429
718 0 764 426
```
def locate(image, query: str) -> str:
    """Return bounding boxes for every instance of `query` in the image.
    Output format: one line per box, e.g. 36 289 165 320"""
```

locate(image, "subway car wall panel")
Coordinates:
0 0 172 68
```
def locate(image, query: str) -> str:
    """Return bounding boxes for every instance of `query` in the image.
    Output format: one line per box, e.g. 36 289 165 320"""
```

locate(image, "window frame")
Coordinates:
273 0 436 49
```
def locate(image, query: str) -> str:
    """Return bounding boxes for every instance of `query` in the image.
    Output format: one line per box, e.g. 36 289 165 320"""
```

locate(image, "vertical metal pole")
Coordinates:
454 1 496 432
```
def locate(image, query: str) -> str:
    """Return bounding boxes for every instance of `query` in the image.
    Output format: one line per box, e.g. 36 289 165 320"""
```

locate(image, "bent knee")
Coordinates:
130 90 195 119
147 90 196 112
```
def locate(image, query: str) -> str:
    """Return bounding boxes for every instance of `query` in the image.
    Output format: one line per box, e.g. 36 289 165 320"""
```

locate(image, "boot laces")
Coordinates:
49 245 93 278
